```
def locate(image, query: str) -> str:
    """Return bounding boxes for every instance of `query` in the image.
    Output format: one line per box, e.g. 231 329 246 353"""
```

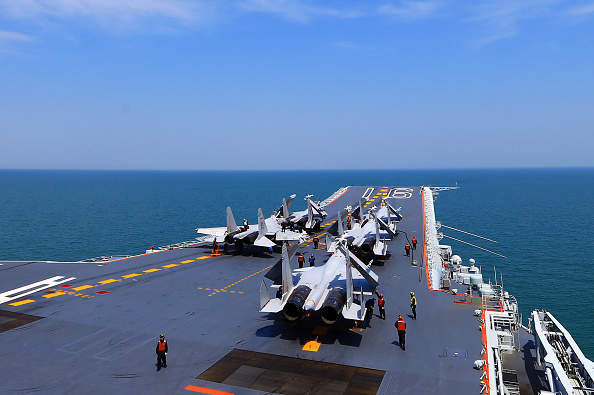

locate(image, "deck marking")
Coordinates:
184 385 234 395
98 279 121 285
95 291 109 295
0 276 76 305
72 285 95 291
181 260 195 264
163 264 179 268
196 256 210 260
302 340 321 352
122 273 142 279
9 299 35 306
43 291 67 299
206 264 274 297
144 269 161 273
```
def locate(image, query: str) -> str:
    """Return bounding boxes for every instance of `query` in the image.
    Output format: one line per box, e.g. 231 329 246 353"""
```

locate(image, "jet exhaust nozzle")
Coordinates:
320 287 347 325
360 237 375 253
283 285 311 321
242 233 258 245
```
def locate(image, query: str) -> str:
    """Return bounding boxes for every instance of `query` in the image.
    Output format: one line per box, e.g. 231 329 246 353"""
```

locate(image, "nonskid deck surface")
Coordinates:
1 186 484 394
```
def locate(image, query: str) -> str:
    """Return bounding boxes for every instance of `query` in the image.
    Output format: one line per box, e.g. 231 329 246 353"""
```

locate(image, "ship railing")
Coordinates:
319 186 350 208
78 255 132 263
423 186 442 290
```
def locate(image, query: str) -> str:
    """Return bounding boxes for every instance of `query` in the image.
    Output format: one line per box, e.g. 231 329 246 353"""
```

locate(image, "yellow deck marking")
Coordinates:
71 285 95 291
98 279 121 285
180 260 195 264
43 291 67 299
9 299 35 306
144 268 161 273
163 264 179 268
196 256 210 260
302 340 321 352
206 264 274 297
122 273 142 279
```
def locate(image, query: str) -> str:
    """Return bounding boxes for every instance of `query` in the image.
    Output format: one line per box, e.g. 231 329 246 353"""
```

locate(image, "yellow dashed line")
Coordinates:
144 268 161 273
196 256 210 260
72 285 95 291
163 264 179 268
98 279 121 285
122 273 142 279
43 291 67 299
180 260 195 264
9 299 35 306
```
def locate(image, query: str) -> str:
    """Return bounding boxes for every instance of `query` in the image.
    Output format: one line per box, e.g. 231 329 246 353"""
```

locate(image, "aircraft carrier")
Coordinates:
1 186 592 394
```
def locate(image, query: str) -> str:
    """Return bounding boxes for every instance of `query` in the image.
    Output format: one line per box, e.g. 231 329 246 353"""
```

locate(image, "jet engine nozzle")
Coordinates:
283 285 311 321
359 237 375 253
320 287 347 325
242 232 258 245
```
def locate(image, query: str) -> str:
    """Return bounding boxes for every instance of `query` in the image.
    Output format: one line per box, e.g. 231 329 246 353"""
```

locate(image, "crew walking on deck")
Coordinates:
156 334 168 371
313 235 319 249
412 236 417 250
405 242 411 257
396 316 406 350
410 292 417 320
298 253 305 268
309 254 315 267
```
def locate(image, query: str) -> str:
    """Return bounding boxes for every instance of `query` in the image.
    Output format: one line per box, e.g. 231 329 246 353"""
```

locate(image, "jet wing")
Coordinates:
196 227 227 237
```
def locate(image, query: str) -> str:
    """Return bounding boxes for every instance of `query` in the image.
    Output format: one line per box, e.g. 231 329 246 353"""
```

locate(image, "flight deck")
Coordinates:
0 186 507 394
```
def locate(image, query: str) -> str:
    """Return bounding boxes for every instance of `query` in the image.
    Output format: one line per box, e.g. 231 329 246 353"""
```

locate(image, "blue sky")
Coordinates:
1 0 593 170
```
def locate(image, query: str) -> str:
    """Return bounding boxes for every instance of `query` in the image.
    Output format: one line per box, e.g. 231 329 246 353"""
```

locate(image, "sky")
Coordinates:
1 0 593 170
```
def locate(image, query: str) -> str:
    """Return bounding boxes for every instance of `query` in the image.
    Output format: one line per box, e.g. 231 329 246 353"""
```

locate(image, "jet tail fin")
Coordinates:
337 211 344 235
281 243 294 296
385 201 403 221
337 242 379 289
282 198 290 219
255 208 275 248
377 217 397 239
227 207 239 233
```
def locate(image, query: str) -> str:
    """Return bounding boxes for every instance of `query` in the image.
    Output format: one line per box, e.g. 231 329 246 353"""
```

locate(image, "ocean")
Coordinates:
1 168 592 358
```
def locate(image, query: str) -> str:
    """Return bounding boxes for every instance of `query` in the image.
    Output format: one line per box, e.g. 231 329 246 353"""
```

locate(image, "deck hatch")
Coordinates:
0 309 43 333
196 348 384 394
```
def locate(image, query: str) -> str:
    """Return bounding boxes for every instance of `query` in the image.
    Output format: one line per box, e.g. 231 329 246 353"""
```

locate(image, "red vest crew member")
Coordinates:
298 253 305 268
378 294 386 320
405 242 411 257
396 316 406 350
313 235 319 249
156 334 168 371
411 236 417 250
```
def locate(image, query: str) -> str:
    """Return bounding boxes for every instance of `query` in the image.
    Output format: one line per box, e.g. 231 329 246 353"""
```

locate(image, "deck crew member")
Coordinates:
410 292 417 320
297 253 305 268
347 216 352 230
313 235 319 249
405 242 411 257
396 316 406 350
281 221 287 232
364 297 376 326
243 218 248 232
412 236 417 250
212 238 219 255
156 334 168 371
378 294 386 320
309 254 315 267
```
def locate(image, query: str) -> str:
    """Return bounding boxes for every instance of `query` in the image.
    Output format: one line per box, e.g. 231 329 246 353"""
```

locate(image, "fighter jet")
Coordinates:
196 205 307 249
276 195 327 232
328 198 401 260
259 242 379 324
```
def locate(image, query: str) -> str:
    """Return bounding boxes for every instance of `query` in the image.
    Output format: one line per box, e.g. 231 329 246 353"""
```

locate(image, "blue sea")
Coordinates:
1 168 592 358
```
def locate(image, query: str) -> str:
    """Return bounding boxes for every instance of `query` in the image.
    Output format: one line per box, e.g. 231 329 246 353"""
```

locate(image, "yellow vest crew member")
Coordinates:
396 315 406 350
410 292 417 320
156 334 168 371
